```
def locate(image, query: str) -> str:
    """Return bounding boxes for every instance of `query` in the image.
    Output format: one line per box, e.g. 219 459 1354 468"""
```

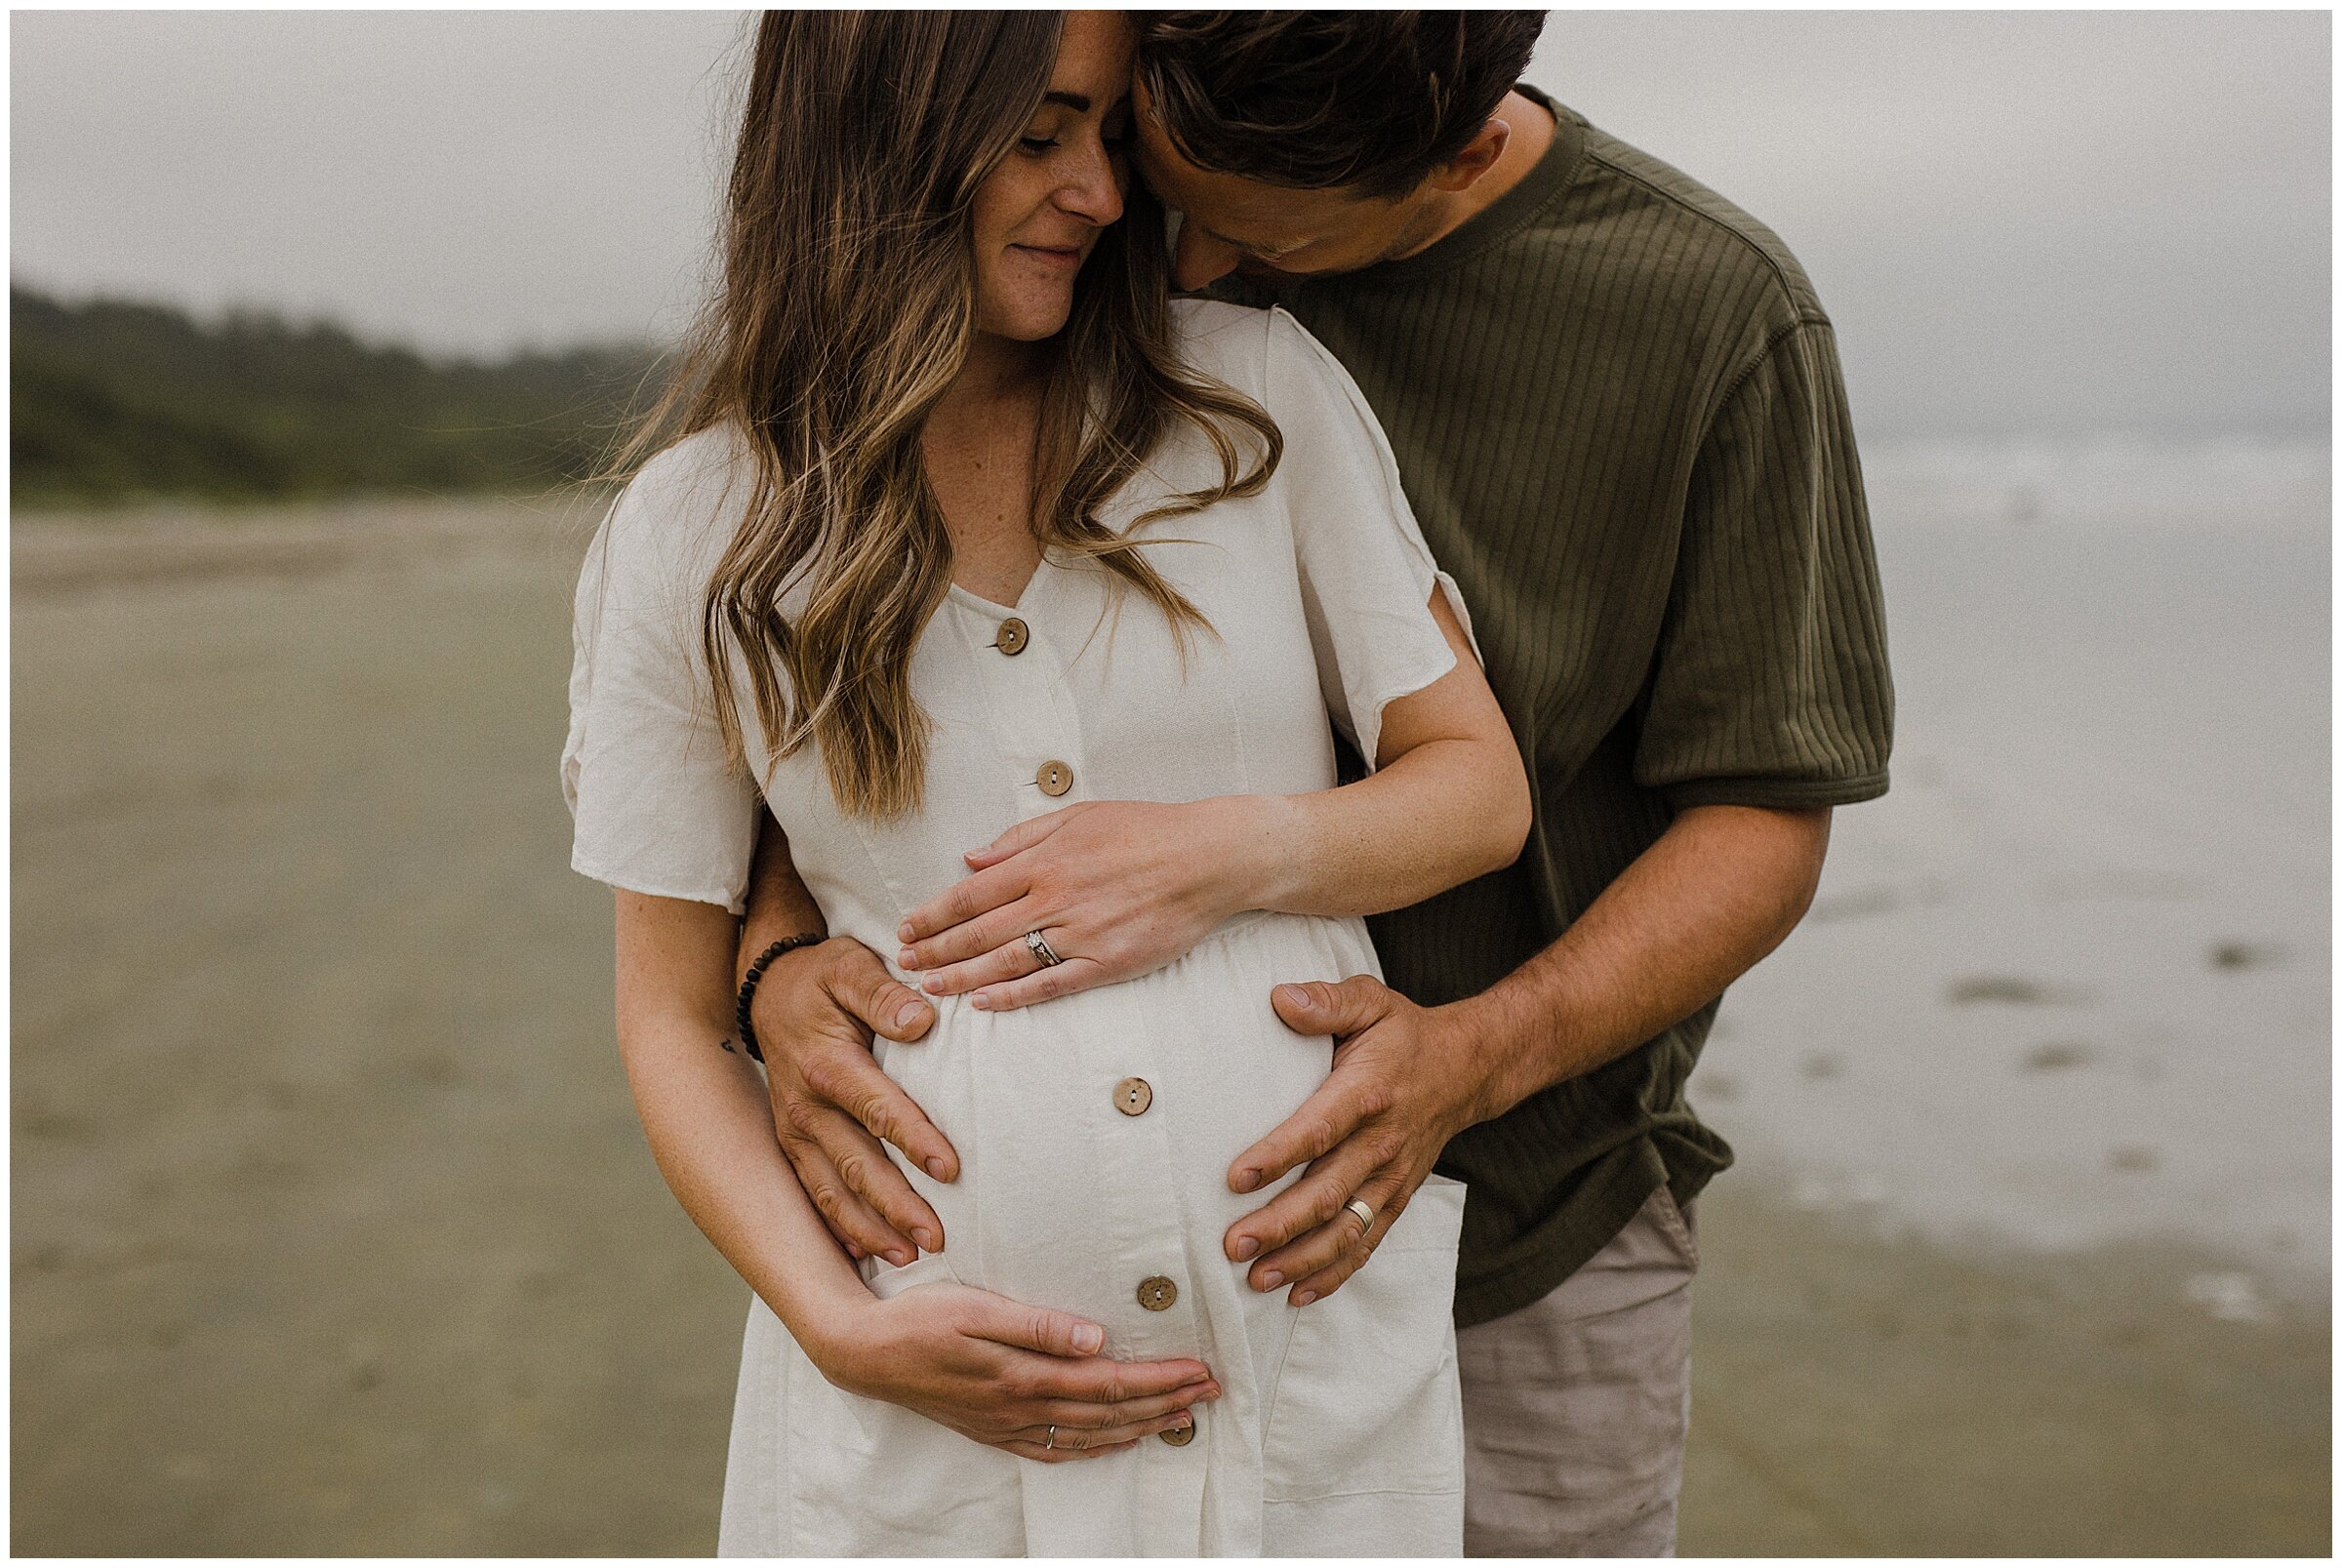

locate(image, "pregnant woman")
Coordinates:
563 12 1528 1556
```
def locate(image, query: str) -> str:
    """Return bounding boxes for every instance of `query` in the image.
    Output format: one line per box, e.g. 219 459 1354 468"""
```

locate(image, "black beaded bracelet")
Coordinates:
735 933 825 1064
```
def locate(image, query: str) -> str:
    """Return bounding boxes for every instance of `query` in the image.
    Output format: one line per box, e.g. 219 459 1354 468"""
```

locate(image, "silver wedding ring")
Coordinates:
1345 1197 1376 1232
1026 929 1063 967
1045 1424 1057 1450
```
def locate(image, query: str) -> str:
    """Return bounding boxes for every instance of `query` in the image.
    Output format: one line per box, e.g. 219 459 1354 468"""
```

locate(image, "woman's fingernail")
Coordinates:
1232 1235 1260 1262
886 1249 911 1267
1232 1168 1260 1193
1276 984 1310 1008
970 992 989 1010
1258 1269 1283 1290
911 1228 936 1251
1293 1289 1317 1307
896 1002 924 1028
898 948 917 967
1072 1324 1104 1353
925 1156 949 1180
898 923 914 942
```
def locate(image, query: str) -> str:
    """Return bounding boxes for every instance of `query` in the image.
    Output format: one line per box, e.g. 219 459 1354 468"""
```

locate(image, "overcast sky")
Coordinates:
10 10 2329 438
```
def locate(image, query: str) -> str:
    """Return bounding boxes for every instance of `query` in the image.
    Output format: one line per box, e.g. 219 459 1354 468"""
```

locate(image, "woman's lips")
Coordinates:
1011 244 1083 268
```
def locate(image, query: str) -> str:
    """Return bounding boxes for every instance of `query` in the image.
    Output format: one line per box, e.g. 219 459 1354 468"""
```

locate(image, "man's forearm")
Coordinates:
1452 803 1833 1125
739 805 828 985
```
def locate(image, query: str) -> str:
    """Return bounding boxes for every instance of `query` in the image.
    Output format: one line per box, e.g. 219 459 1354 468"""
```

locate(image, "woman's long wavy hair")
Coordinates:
602 11 1282 821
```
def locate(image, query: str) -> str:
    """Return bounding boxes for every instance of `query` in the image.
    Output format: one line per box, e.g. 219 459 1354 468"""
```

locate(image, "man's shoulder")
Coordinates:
1555 112 1828 328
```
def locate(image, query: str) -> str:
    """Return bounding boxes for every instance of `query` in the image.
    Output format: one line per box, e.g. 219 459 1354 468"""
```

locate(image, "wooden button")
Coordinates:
1113 1077 1152 1116
1136 1275 1178 1311
995 618 1030 656
1036 760 1073 796
1158 1420 1196 1447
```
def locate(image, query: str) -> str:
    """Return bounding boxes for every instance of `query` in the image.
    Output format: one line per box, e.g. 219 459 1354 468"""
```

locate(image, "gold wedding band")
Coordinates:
1026 930 1064 967
1345 1197 1376 1232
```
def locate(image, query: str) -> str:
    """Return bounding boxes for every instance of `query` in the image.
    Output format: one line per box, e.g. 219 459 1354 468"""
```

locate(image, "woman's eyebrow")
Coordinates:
1042 91 1092 111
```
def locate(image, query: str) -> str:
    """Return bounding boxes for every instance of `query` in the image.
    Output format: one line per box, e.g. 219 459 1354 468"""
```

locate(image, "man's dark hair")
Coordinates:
1136 11 1549 200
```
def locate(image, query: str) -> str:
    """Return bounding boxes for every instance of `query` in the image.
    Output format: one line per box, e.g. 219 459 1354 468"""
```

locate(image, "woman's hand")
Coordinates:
814 1281 1221 1461
896 796 1291 1010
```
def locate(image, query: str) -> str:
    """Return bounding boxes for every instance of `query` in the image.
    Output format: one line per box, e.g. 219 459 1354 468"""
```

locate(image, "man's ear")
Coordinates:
1428 117 1513 193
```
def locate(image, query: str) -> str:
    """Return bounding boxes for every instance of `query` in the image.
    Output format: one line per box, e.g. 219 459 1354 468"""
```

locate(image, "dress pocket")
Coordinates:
783 1251 1024 1552
1261 1174 1468 1503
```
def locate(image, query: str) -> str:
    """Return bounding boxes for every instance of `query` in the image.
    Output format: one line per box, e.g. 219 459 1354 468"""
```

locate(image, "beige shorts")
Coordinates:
1456 1186 1700 1558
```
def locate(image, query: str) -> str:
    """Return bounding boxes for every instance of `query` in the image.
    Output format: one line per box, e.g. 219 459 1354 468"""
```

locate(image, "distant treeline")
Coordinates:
11 286 668 506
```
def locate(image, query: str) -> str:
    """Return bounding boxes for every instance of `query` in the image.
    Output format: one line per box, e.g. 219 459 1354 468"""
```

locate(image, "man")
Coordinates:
735 12 1890 1555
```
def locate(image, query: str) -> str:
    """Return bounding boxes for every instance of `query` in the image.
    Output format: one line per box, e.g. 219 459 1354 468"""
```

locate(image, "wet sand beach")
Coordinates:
11 480 2329 1554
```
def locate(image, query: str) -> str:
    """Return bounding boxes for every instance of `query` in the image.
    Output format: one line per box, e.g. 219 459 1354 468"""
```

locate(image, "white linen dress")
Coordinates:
564 302 1475 1556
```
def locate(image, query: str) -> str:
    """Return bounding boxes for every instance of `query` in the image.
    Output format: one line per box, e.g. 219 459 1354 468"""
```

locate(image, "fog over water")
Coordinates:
10 10 2330 438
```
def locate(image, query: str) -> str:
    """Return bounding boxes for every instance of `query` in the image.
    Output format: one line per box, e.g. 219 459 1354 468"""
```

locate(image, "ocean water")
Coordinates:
1704 435 2331 1299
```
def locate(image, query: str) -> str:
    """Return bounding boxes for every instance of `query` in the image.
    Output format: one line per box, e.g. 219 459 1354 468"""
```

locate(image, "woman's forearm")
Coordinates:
1234 583 1529 920
1233 730 1528 919
616 895 869 1366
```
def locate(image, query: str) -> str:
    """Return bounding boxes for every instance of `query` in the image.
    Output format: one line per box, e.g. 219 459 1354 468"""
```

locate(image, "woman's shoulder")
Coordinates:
1170 298 1366 420
1168 296 1278 397
593 422 758 606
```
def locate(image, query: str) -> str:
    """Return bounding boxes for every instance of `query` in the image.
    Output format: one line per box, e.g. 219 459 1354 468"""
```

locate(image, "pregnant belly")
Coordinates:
867 909 1382 1319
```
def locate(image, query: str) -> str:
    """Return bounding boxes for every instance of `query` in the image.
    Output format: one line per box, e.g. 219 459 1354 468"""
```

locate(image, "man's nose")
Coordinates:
1170 222 1240 292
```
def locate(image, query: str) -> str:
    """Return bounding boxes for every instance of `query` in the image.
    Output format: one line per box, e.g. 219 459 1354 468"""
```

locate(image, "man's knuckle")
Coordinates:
1303 1185 1344 1226
842 1086 889 1131
797 1052 843 1098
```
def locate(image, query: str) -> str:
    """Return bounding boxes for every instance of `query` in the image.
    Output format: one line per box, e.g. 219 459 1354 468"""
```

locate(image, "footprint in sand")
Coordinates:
2021 1040 2096 1072
2208 941 2285 973
1807 885 1898 923
1946 975 2086 1007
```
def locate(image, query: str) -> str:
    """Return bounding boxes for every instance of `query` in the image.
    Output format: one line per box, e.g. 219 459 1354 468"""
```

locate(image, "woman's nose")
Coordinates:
1056 144 1126 228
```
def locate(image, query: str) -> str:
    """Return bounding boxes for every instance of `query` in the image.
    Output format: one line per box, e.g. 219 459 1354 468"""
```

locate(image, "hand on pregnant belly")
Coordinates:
897 795 1288 1010
822 1281 1224 1461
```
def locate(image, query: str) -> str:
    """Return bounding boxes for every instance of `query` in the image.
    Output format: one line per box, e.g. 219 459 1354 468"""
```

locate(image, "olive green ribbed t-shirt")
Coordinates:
1215 89 1893 1329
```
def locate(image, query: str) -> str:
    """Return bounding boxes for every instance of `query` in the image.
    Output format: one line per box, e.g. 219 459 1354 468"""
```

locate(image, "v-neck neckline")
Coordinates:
945 551 1048 618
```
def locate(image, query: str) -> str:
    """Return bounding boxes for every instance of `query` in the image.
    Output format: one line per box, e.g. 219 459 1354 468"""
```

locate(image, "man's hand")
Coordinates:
816 1281 1222 1462
1221 976 1490 1307
752 936 958 1266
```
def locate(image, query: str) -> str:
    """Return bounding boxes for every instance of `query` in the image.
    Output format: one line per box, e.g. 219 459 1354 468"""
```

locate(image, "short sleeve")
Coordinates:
561 438 761 913
1633 320 1894 808
1263 307 1479 770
